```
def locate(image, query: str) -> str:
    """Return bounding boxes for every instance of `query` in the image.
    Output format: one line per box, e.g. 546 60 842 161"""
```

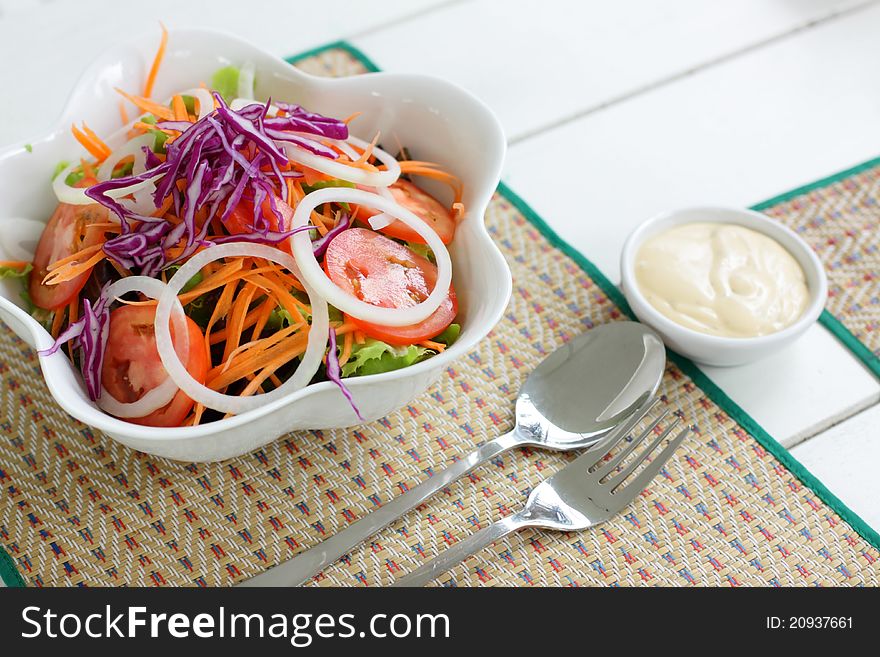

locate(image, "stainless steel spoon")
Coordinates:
240 321 666 587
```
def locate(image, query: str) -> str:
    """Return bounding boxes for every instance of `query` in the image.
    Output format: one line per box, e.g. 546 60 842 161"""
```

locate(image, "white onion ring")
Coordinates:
375 185 395 202
96 276 189 418
331 138 361 162
97 134 153 181
231 98 281 114
237 62 256 101
52 161 92 205
54 85 212 207
280 136 401 187
0 217 45 261
154 242 329 414
174 88 215 120
290 188 452 327
367 212 394 230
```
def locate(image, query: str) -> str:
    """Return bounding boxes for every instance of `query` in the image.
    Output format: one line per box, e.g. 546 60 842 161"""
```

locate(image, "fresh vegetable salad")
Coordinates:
7 27 463 427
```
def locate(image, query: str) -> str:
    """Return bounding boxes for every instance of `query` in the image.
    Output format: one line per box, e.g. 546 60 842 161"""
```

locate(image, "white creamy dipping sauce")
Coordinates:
634 222 809 338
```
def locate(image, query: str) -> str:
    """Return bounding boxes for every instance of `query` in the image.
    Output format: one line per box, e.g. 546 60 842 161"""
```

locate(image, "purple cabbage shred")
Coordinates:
38 286 111 402
326 328 364 421
85 93 347 277
311 212 351 258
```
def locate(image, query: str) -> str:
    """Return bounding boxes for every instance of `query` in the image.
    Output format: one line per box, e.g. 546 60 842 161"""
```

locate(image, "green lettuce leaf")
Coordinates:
0 263 32 280
212 66 240 103
303 179 355 211
433 323 460 346
340 323 460 377
265 307 296 331
406 241 436 263
139 115 169 153
341 339 430 378
164 265 203 294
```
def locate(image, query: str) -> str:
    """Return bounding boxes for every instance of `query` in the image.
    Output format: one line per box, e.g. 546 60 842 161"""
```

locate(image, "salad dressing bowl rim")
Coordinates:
619 205 827 366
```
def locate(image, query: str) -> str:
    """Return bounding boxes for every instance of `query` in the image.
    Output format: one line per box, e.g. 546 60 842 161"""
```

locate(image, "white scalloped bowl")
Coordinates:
0 29 510 461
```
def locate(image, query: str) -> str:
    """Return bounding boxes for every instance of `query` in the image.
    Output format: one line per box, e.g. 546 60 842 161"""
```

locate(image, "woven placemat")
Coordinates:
0 44 878 588
753 163 880 378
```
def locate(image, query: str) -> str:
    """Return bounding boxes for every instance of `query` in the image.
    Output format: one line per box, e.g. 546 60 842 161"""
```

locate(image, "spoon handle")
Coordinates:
239 429 523 587
392 512 531 587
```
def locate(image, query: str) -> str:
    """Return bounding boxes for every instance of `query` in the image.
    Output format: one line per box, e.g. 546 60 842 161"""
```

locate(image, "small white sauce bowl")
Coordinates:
620 206 827 367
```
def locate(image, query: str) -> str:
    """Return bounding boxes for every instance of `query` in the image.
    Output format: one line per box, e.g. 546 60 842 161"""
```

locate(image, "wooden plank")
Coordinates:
354 0 871 140
791 403 880 531
500 4 880 445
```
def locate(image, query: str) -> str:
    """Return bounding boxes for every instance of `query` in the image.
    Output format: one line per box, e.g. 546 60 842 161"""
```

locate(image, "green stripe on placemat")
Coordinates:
286 40 381 72
498 182 880 551
752 161 880 379
0 536 25 587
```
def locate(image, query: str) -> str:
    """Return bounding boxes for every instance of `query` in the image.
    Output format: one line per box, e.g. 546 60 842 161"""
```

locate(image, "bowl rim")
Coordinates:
619 205 828 351
0 27 511 441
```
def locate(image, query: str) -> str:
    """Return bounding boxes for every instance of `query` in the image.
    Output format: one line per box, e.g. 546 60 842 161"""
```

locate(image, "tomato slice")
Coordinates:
101 304 209 427
223 195 294 252
359 180 455 245
323 228 457 345
30 201 108 310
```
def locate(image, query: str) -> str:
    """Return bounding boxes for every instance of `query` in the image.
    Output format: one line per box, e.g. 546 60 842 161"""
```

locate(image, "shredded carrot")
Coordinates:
352 132 380 167
262 264 308 297
115 88 175 121
43 249 106 285
151 191 175 218
50 306 65 339
338 331 353 366
119 263 277 308
334 322 359 336
354 330 366 345
208 298 268 345
310 210 329 236
301 166 335 186
171 95 188 122
81 124 112 160
46 243 103 272
64 300 79 360
202 280 238 370
209 331 309 390
221 282 258 364
0 260 29 270
398 160 464 204
80 158 97 180
420 340 446 352
250 296 276 342
216 321 304 376
245 273 307 322
234 333 312 396
190 403 206 426
143 22 168 98
342 112 362 125
118 101 130 125
71 124 110 162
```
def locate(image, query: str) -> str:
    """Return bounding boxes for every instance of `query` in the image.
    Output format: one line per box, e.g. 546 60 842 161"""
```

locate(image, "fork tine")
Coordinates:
584 398 659 468
605 415 681 490
593 412 666 479
610 425 690 508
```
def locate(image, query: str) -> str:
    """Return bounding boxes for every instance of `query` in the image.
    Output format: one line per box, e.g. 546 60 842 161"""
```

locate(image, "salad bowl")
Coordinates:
0 29 510 461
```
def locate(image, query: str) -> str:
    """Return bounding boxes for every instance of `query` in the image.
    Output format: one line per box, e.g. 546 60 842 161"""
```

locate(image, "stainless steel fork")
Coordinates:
392 399 690 586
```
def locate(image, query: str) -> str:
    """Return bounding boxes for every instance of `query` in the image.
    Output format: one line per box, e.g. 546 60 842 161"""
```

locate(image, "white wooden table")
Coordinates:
0 0 877 557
